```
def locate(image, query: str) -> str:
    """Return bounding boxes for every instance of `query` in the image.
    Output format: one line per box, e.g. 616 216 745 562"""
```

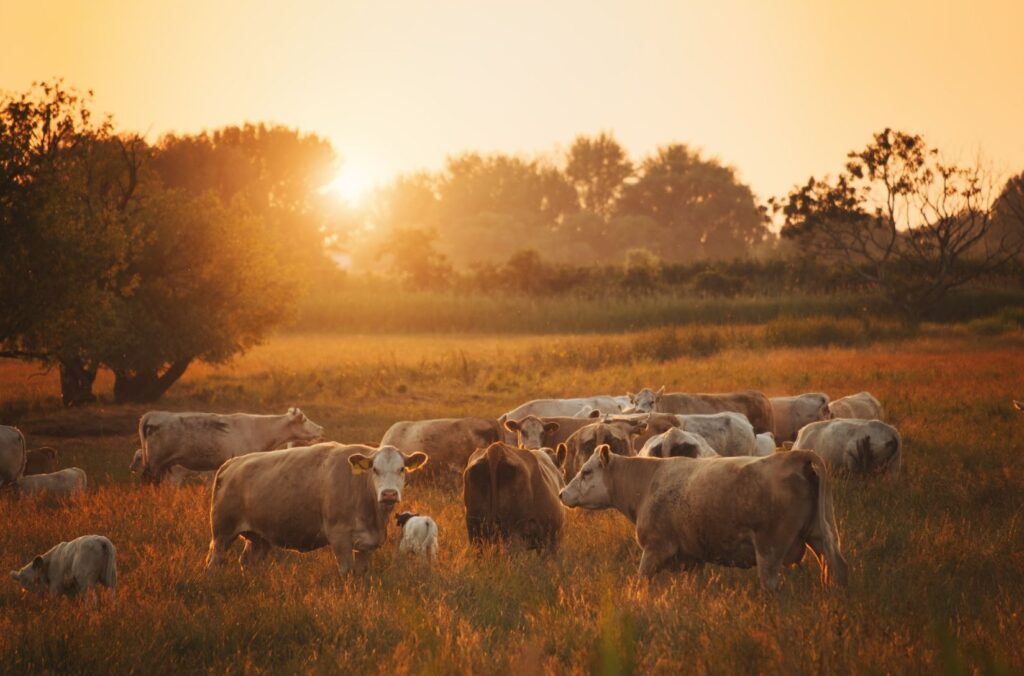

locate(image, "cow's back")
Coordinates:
0 425 26 487
382 418 500 477
658 391 773 434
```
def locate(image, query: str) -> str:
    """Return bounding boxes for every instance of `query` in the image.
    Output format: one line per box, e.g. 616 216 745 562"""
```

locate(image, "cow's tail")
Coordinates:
884 433 902 478
486 444 503 526
803 451 849 588
101 538 118 595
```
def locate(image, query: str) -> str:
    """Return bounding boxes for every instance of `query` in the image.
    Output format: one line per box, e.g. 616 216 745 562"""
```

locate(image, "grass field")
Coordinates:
1 328 1023 673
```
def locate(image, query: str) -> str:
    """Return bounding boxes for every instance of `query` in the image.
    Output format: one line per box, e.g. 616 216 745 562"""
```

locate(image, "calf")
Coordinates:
627 387 774 434
560 445 848 590
770 393 831 442
463 443 565 550
18 468 87 497
396 512 439 560
793 419 901 476
23 446 59 476
0 425 26 489
206 443 427 576
10 535 117 603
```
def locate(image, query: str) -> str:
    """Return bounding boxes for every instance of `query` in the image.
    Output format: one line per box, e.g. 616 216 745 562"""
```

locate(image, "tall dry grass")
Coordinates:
1 331 1023 672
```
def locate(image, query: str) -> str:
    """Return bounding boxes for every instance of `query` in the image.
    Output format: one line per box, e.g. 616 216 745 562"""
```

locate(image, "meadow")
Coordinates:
1 324 1023 673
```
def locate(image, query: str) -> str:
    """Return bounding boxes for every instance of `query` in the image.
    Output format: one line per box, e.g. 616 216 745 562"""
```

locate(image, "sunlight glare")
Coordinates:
324 167 372 206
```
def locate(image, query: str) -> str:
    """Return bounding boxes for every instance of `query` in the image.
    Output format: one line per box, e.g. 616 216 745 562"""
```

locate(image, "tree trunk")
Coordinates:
113 359 193 403
58 358 98 407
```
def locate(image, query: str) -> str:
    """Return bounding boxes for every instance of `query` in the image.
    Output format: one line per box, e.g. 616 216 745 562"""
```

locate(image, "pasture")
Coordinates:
1 327 1023 673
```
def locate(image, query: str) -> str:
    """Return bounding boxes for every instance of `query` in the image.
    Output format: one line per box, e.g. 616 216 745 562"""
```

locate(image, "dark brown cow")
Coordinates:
463 443 565 550
627 387 774 434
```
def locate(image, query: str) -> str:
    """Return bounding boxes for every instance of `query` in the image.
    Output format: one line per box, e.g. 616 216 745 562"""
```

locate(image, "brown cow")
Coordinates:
23 447 59 476
626 387 774 434
206 443 427 576
463 443 565 549
554 420 645 480
560 445 848 590
381 417 502 477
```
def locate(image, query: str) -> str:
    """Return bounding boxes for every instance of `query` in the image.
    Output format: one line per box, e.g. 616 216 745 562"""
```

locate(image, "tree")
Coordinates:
778 128 1022 323
616 144 767 261
377 227 451 289
565 132 633 220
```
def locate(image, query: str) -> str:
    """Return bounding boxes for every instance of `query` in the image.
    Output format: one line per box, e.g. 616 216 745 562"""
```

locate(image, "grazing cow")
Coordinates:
9 535 117 602
554 420 645 480
504 415 602 451
626 387 774 434
23 446 59 476
678 412 757 456
500 396 622 423
381 417 503 477
136 408 324 484
130 448 213 486
640 428 718 458
17 468 87 497
559 445 848 589
793 419 902 476
206 443 428 576
0 425 26 489
770 393 832 442
829 392 884 420
396 512 439 560
463 443 565 549
755 432 777 457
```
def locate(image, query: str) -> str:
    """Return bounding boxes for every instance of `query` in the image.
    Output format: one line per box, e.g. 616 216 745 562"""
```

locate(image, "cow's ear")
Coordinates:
782 441 794 451
403 452 429 472
597 444 612 467
588 409 601 418
656 386 665 397
504 419 520 432
543 422 560 433
555 443 568 468
348 454 374 475
31 556 43 570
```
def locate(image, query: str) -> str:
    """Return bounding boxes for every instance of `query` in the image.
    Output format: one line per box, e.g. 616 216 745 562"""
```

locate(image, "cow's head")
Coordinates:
559 421 641 479
395 511 418 528
9 556 49 596
284 408 325 443
560 444 613 509
504 416 559 450
349 445 428 505
626 387 664 413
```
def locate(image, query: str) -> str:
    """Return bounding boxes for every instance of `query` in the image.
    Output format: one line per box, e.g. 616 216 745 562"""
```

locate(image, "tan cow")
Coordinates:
829 392 884 420
23 446 59 476
9 535 117 603
463 443 565 549
626 387 774 434
504 414 604 451
17 468 87 497
770 393 832 442
0 425 26 489
554 420 645 480
381 417 503 477
598 412 681 450
206 443 427 576
793 419 902 476
559 445 848 590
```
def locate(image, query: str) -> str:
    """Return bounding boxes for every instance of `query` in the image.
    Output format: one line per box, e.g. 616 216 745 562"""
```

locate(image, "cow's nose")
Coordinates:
380 489 399 503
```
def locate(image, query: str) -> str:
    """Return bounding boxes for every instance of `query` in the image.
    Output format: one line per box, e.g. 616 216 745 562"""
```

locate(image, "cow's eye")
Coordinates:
582 470 591 479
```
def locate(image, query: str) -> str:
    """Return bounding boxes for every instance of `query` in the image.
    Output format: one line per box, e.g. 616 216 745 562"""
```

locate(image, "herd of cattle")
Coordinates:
2 389 905 600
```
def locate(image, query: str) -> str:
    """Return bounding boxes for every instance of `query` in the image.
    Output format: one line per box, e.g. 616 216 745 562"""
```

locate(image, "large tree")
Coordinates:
778 128 1022 322
564 132 633 220
616 144 767 261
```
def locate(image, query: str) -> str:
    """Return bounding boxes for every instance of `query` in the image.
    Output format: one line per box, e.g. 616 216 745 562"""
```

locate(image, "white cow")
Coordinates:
1 425 26 488
396 512 439 560
136 408 324 484
829 392 884 420
677 412 757 456
10 535 117 603
500 396 622 423
755 432 777 457
640 428 719 459
793 419 902 476
17 468 87 497
769 393 831 442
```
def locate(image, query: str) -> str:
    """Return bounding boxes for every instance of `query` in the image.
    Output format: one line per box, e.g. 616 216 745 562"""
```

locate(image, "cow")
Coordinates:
829 392 884 420
17 468 87 497
206 443 428 576
755 432 777 457
135 408 324 484
553 420 645 480
559 445 848 590
130 448 213 486
770 393 832 442
504 415 604 451
396 512 439 560
677 412 757 456
0 425 26 489
9 535 117 603
500 396 623 423
792 419 902 477
598 412 682 450
463 443 565 550
639 428 718 459
23 446 59 476
381 417 503 477
626 387 774 434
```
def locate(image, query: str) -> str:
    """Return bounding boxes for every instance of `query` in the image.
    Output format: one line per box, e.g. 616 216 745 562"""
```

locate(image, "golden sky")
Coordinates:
2 0 1022 203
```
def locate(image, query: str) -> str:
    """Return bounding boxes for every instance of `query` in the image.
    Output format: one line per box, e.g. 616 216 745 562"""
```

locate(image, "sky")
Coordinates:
2 0 1023 204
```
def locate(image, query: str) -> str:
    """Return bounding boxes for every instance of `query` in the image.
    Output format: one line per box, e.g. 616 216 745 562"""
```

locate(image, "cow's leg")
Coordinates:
638 542 677 578
754 528 800 592
352 550 371 575
239 535 271 571
205 532 238 572
327 530 354 576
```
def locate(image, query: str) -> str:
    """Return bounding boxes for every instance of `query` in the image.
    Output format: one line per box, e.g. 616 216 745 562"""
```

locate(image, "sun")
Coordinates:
324 167 372 206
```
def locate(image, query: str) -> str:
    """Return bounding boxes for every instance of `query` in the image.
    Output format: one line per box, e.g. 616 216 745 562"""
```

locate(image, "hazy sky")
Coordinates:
3 0 1023 203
